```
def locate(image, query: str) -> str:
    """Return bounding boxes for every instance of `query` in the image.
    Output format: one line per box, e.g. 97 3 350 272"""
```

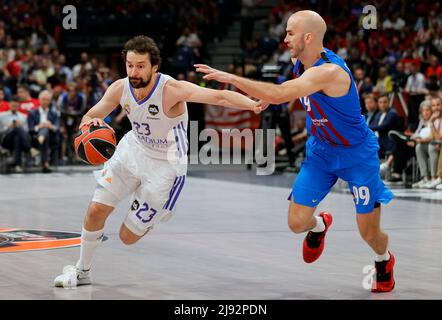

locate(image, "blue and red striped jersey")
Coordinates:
293 48 369 148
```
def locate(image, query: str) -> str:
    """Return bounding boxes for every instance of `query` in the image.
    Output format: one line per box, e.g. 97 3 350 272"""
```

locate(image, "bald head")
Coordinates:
284 10 327 63
287 10 327 44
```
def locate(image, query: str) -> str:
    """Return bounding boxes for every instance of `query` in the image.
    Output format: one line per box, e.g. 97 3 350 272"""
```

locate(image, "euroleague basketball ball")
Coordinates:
74 124 116 165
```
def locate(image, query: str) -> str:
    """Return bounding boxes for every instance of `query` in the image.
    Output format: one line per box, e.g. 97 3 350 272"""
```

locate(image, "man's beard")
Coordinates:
129 73 152 88
292 42 305 58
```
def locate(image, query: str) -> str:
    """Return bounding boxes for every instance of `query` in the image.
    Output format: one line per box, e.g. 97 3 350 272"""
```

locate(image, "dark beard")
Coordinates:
129 74 152 88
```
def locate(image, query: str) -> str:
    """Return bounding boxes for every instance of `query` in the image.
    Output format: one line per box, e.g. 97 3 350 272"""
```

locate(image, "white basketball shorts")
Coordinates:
92 131 187 236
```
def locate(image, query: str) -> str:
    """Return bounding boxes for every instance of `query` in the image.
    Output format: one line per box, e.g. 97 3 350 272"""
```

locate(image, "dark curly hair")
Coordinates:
122 35 162 67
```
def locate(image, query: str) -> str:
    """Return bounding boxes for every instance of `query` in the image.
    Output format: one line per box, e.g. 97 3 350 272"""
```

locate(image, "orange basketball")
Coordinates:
74 123 116 165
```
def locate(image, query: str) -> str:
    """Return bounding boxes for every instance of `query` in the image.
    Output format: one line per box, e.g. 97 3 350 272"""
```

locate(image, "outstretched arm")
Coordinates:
163 79 264 113
195 63 337 105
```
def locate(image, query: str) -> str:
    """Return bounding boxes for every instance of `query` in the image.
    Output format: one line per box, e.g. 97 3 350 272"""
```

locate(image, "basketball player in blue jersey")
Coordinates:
54 35 262 288
196 10 395 292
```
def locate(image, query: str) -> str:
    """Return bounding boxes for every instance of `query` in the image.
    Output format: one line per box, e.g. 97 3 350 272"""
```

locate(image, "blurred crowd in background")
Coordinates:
0 0 441 189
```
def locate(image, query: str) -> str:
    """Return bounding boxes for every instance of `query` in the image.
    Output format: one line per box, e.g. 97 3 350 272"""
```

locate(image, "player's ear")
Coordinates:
304 33 312 43
152 65 159 73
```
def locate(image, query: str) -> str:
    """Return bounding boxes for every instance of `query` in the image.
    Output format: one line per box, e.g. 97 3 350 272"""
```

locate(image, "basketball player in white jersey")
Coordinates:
54 35 262 287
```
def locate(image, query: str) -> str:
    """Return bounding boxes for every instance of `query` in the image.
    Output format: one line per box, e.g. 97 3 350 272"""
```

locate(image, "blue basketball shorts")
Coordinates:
289 150 394 214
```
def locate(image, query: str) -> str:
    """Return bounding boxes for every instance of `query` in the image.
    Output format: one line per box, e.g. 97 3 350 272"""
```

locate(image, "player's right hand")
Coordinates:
194 64 234 83
79 118 114 132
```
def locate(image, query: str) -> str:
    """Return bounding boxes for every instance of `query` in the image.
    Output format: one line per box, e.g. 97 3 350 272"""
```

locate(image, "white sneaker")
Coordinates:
436 183 442 190
422 178 442 189
54 264 91 288
412 178 429 189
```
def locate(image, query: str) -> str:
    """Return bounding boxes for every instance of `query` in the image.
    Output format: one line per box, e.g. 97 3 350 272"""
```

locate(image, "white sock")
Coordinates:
375 250 390 262
310 215 326 233
77 227 104 271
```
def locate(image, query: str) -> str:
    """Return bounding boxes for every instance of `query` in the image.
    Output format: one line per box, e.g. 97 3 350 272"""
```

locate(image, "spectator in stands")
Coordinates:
354 68 366 107
17 85 39 115
364 94 379 126
0 87 9 112
369 93 403 156
413 100 439 188
361 76 374 97
405 62 429 129
72 52 92 79
425 55 442 81
33 57 54 87
57 54 73 82
374 67 393 94
388 100 433 184
47 63 68 91
176 27 202 59
0 96 30 173
382 12 406 31
28 90 60 173
267 12 285 42
421 96 442 188
57 84 86 164
391 62 408 92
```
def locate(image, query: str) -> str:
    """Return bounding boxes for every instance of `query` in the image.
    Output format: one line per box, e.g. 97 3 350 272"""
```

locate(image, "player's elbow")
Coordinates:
266 88 294 105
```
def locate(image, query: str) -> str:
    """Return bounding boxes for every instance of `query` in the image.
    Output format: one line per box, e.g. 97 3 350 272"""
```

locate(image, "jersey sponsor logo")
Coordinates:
312 118 329 126
137 135 169 148
0 229 106 253
148 104 159 116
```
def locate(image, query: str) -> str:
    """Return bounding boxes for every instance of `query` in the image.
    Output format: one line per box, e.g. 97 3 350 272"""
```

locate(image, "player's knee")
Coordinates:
86 202 112 224
288 216 308 234
359 228 379 244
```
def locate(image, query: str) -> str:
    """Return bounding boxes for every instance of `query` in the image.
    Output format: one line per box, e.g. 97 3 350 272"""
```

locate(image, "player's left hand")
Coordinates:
194 64 234 83
253 100 269 114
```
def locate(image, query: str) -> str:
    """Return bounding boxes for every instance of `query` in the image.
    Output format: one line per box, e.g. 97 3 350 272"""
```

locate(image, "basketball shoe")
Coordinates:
372 251 395 292
302 211 333 263
54 262 91 288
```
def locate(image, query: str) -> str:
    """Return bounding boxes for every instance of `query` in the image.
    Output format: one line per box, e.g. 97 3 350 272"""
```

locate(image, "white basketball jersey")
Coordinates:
119 73 188 162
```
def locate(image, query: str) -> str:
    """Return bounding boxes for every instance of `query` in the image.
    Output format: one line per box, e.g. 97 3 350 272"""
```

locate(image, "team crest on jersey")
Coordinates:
123 103 131 114
0 228 107 253
131 199 140 211
148 104 159 116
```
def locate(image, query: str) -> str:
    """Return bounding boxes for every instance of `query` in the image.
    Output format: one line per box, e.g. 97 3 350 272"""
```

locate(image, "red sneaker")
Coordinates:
372 251 395 293
302 211 333 263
